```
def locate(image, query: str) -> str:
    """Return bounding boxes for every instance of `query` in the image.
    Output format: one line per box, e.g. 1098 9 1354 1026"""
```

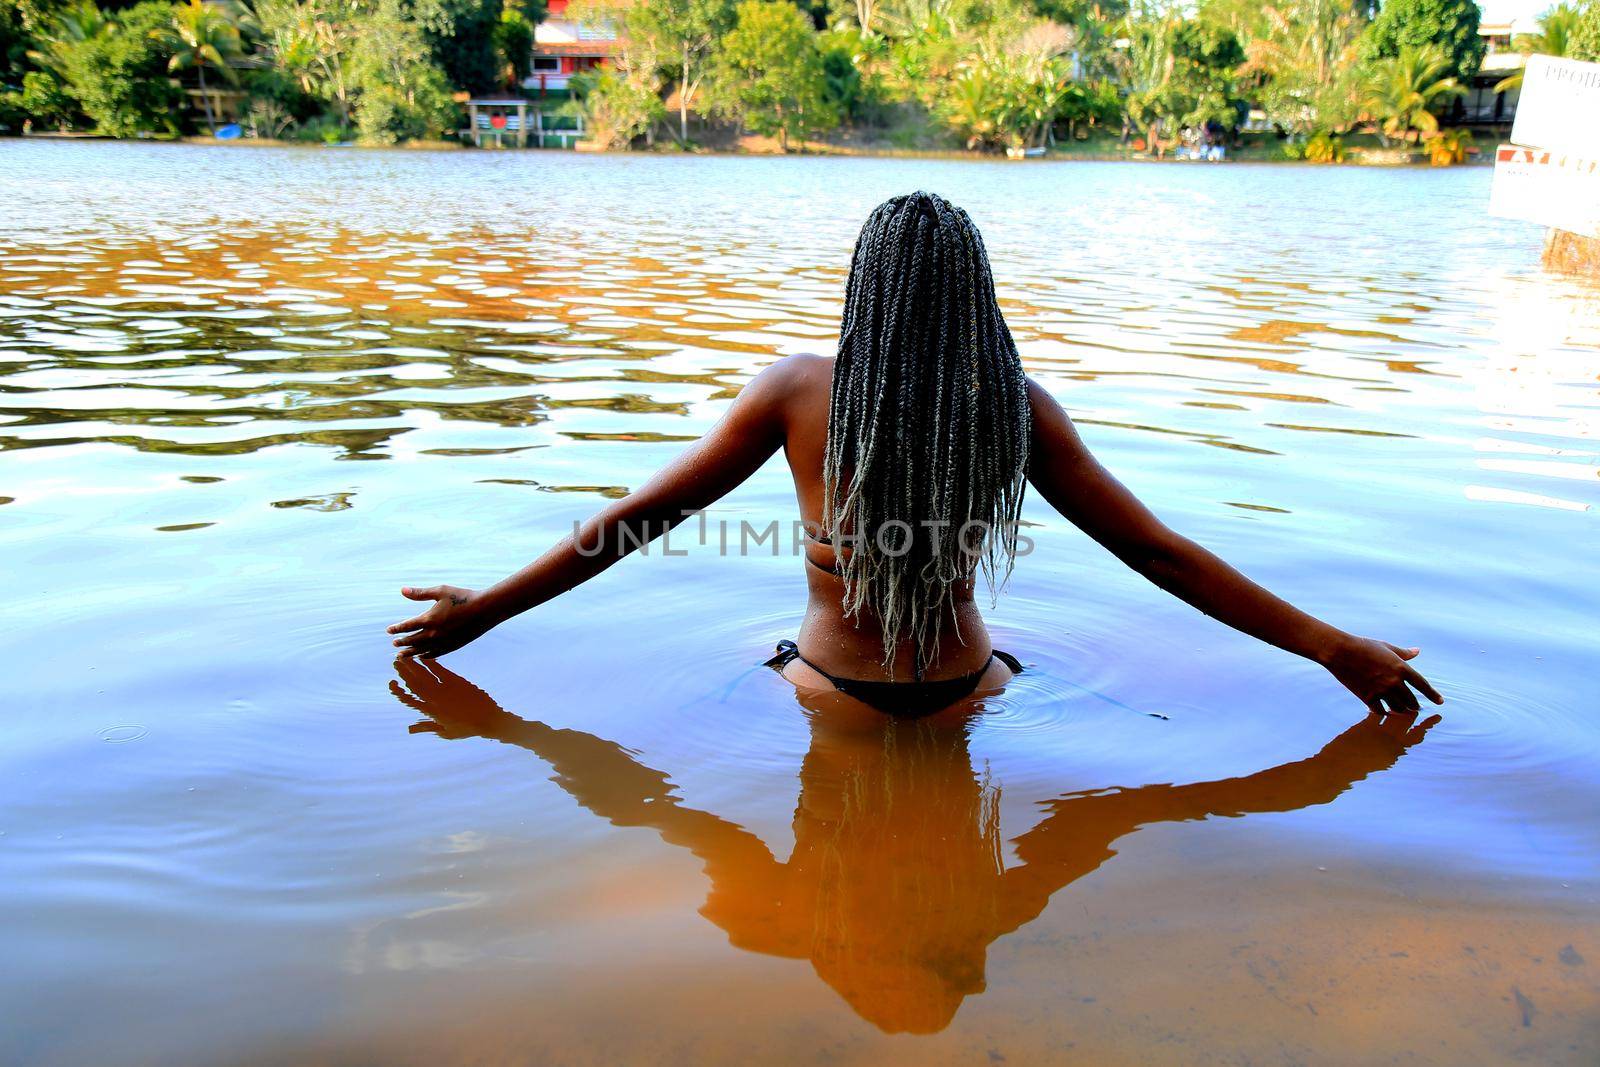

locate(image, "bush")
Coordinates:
1360 0 1485 82
1305 130 1346 163
1426 127 1472 166
707 0 836 150
0 90 22 133
349 1 460 144
243 67 321 125
246 97 297 138
356 73 457 144
60 1 182 137
426 0 503 97
20 70 77 129
820 39 862 123
295 114 355 144
1574 0 1600 61
567 67 664 148
493 9 535 86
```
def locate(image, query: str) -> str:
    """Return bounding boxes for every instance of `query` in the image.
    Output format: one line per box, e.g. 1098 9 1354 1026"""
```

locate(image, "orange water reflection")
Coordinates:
394 659 1437 1035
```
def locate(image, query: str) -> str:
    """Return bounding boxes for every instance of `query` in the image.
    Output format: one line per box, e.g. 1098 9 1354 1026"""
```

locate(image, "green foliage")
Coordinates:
160 0 243 83
157 0 246 133
819 33 864 120
26 0 108 79
606 0 736 142
250 0 458 142
0 0 1535 152
2 1 30 83
349 0 458 142
246 95 296 136
293 111 353 141
567 65 666 146
492 7 535 85
813 27 896 126
707 0 836 149
20 69 78 126
937 22 1076 150
1241 0 1368 137
1304 128 1344 161
1123 8 1245 150
1030 0 1126 24
243 64 320 122
1360 0 1484 81
425 0 503 96
1425 124 1469 165
250 0 359 122
1361 42 1462 144
355 72 454 142
505 0 547 21
60 0 182 135
1495 4 1586 92
1575 0 1600 61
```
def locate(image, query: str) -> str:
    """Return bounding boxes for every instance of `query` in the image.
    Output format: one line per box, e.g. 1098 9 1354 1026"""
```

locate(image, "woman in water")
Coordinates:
388 191 1441 718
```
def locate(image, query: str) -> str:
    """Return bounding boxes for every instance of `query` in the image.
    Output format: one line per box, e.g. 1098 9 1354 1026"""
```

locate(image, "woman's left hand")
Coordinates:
387 585 493 659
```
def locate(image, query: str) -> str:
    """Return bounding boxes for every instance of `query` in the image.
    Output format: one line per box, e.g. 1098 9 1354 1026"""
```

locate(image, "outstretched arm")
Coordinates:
1025 379 1441 714
389 358 797 658
998 711 1438 928
391 658 785 886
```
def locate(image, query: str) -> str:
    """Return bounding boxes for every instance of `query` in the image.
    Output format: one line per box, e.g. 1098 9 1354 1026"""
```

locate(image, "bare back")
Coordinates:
774 354 1004 687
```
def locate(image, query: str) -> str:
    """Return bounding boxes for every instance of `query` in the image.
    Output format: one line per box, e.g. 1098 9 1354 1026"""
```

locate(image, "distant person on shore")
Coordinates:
390 191 1441 719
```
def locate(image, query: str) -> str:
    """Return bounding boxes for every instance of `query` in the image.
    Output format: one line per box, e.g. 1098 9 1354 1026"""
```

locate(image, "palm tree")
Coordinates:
156 0 245 135
251 0 359 126
945 65 1000 149
1495 4 1584 94
1362 44 1464 146
1244 0 1366 137
1117 2 1179 151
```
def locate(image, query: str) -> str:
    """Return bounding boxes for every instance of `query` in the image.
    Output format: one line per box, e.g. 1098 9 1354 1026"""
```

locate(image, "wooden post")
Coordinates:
1543 229 1600 274
467 101 480 147
517 101 527 149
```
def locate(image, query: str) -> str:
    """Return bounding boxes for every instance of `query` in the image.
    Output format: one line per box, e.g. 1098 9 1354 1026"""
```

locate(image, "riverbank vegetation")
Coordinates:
3 0 1599 158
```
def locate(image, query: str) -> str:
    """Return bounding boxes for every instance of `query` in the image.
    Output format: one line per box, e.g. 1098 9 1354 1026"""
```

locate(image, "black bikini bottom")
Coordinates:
764 639 1023 717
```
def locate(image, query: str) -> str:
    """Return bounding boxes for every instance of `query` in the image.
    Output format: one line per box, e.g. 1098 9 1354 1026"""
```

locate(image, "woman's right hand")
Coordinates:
1320 634 1443 715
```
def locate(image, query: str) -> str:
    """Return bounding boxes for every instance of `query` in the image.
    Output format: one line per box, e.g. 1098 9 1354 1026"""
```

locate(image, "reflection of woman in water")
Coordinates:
392 659 1438 1035
390 190 1440 718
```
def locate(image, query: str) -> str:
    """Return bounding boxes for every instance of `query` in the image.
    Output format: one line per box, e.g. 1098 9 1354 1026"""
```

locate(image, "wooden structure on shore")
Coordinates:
461 99 586 149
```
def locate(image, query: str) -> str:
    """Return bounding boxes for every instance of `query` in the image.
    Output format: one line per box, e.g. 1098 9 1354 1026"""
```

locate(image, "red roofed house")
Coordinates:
525 0 623 96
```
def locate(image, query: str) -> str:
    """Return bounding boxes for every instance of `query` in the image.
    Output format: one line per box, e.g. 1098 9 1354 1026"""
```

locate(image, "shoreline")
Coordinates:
5 132 1496 166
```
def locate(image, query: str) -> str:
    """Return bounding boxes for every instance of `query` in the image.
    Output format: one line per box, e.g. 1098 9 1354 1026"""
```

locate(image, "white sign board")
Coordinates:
1509 55 1600 159
1489 146 1600 239
1492 55 1600 238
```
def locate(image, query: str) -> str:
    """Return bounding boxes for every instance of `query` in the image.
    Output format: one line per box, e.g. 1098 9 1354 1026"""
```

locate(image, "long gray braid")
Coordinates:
821 191 1032 676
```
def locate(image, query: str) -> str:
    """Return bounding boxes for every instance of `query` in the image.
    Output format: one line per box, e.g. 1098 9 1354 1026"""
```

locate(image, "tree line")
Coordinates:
4 0 1599 154
1 0 542 142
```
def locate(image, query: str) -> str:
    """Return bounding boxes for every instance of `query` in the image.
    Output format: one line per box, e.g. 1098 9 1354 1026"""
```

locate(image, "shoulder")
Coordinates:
758 352 833 390
716 354 830 443
1025 376 1069 423
739 352 832 408
1024 375 1087 454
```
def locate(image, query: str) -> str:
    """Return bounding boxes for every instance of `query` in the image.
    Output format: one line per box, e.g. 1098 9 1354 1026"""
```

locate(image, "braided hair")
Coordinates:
822 191 1032 676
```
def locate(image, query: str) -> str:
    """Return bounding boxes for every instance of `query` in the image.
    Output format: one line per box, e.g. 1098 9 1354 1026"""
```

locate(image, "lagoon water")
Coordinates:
2 141 1597 1064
